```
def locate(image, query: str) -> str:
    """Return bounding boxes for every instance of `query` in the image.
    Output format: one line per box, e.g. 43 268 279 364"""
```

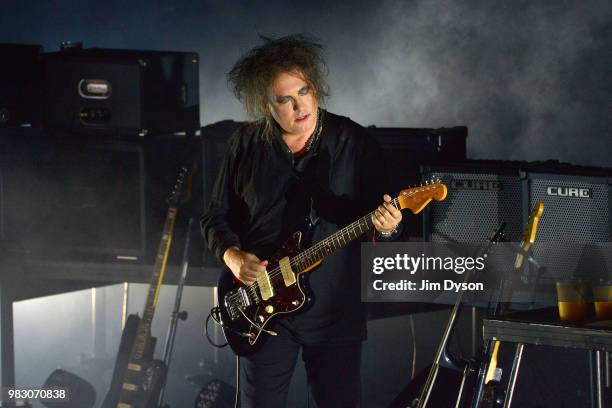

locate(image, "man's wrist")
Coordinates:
223 246 241 265
378 226 398 237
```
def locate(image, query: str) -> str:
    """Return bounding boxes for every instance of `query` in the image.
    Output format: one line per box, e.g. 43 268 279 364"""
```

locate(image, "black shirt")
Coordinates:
200 110 395 344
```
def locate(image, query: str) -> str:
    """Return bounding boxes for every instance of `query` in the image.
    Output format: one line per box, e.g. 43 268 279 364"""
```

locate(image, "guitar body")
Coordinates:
102 314 167 408
217 231 312 356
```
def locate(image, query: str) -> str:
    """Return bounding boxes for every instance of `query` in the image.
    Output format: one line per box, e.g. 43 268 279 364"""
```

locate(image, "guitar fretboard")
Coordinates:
131 206 177 360
288 197 400 271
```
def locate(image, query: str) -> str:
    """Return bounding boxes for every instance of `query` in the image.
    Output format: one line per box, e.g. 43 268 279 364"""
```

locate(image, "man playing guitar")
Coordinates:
200 34 402 408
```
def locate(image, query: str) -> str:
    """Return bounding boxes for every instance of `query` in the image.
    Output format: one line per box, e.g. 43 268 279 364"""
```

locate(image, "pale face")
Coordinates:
267 71 318 140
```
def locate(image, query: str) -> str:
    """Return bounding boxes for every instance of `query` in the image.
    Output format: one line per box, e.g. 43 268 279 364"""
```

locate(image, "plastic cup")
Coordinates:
555 280 590 321
593 280 612 320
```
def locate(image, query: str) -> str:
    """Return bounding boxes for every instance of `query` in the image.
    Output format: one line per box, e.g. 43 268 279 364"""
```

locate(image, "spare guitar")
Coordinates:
393 223 507 408
469 202 544 408
214 181 448 357
102 168 189 408
391 203 545 408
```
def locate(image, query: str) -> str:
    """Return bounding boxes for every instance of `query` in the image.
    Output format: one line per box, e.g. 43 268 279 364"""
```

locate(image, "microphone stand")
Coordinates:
158 217 193 408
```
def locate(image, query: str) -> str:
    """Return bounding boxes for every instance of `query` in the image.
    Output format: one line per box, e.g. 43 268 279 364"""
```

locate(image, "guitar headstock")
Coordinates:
167 167 190 206
524 202 544 245
514 201 544 269
397 180 448 214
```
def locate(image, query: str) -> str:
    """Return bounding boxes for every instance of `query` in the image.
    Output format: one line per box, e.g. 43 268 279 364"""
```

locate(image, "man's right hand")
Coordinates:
223 246 268 285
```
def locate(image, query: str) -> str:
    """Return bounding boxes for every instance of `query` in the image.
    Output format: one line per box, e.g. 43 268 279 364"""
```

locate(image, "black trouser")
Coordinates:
240 324 361 408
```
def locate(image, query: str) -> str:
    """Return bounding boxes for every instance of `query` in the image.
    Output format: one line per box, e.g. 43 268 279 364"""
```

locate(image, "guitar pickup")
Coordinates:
279 257 296 286
122 383 138 391
257 272 274 300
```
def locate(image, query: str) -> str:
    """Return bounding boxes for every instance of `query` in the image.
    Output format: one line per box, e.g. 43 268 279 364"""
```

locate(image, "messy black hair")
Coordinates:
227 34 329 140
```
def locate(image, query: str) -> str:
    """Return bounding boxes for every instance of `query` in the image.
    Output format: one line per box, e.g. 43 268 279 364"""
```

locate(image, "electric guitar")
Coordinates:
396 223 507 408
391 203 545 408
215 182 448 356
469 202 544 408
102 168 189 408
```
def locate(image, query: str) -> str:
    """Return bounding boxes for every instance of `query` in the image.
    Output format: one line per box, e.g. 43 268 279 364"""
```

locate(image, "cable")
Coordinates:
234 355 240 408
409 314 417 380
205 308 228 348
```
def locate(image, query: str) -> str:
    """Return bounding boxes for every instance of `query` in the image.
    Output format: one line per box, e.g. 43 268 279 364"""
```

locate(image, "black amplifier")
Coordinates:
421 160 612 279
44 47 200 137
0 126 204 264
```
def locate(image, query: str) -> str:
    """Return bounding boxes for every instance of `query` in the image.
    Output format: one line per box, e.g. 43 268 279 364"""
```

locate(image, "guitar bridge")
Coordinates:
239 287 251 307
225 296 240 321
226 287 257 321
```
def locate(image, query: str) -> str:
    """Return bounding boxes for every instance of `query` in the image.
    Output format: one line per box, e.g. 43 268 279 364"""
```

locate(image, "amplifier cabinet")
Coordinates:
44 48 200 136
422 161 612 280
200 121 240 267
0 127 203 263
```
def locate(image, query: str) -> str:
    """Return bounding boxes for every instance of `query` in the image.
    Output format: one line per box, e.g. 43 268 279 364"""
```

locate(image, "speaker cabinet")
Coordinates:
0 127 202 263
418 161 611 408
200 121 240 267
44 48 200 136
422 160 612 278
0 43 43 127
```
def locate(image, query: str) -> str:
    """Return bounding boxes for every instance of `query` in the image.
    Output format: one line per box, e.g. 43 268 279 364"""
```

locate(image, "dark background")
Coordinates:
1 1 611 407
1 0 610 167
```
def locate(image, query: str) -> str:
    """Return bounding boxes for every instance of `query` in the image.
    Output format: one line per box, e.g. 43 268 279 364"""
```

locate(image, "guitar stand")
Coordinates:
157 218 193 408
470 249 544 408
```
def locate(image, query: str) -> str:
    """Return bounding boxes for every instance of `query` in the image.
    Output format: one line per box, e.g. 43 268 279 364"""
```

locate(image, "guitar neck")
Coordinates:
290 197 400 271
132 206 177 360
